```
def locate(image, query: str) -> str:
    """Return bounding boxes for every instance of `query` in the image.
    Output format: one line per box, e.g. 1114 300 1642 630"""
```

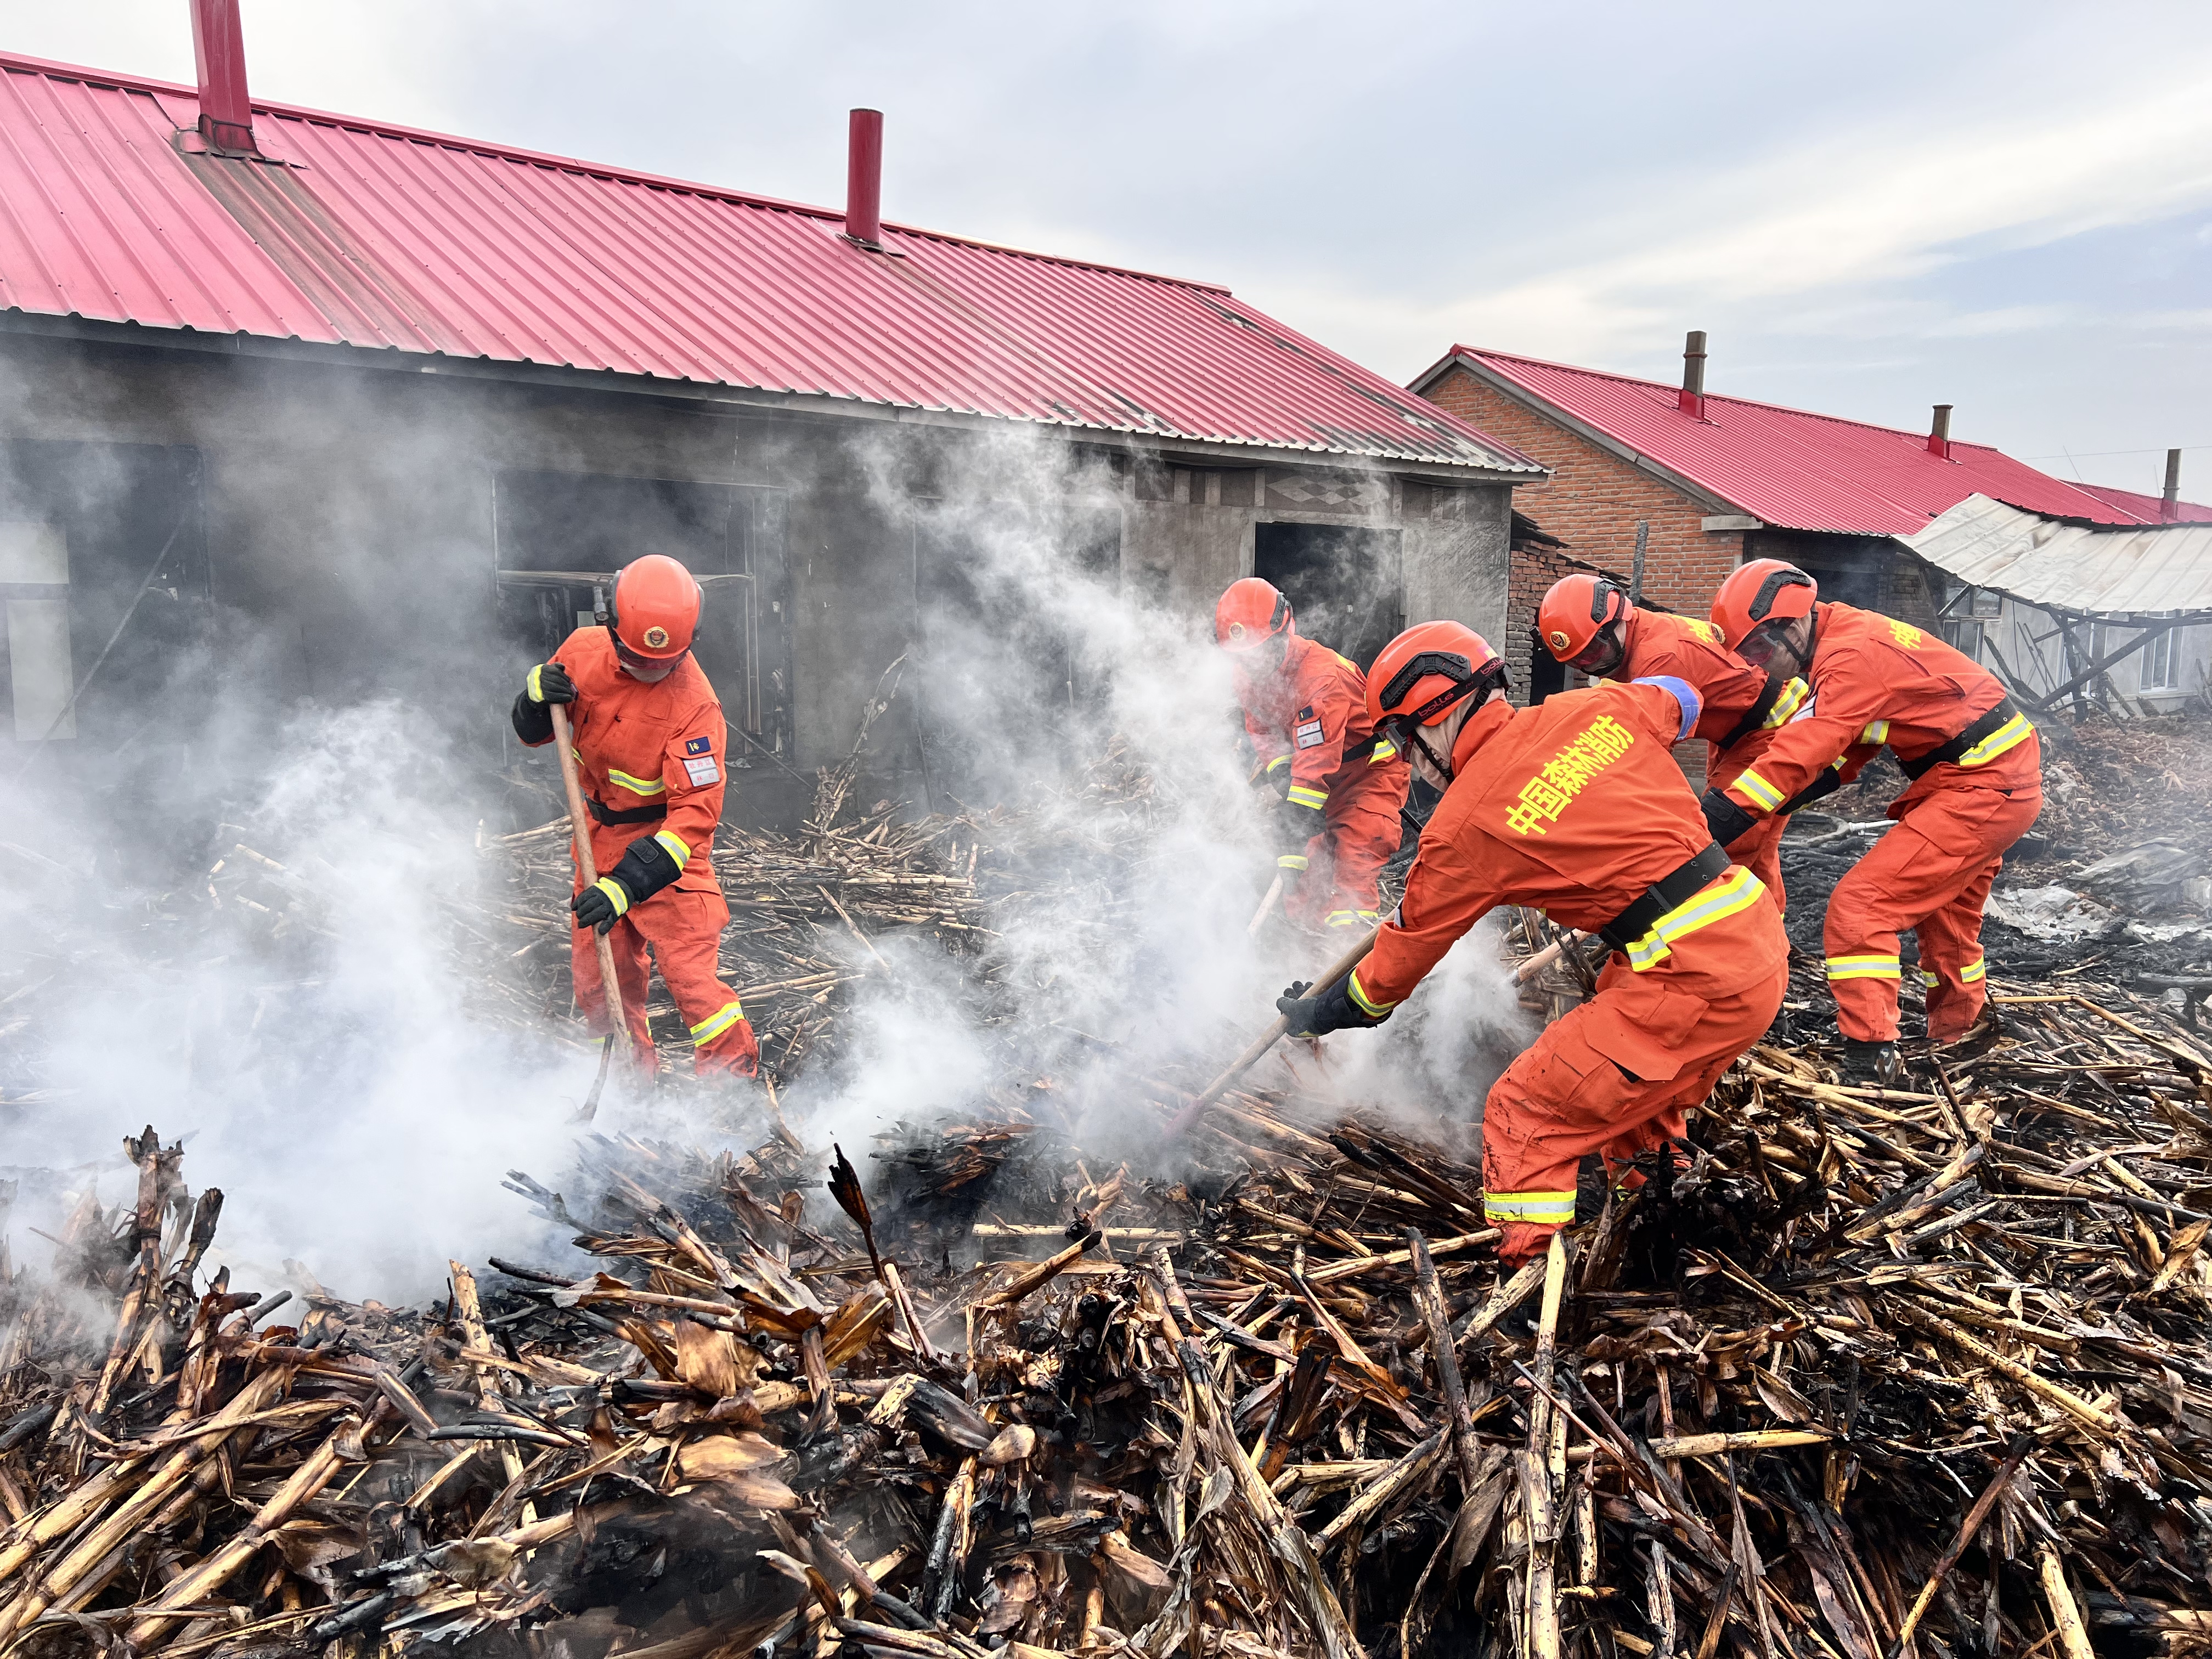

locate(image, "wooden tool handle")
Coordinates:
549 703 631 1054
1511 931 1587 985
1247 873 1285 936
1166 923 1381 1138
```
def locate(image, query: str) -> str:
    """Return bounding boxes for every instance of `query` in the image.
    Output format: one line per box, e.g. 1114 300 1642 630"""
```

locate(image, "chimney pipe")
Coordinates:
2164 448 2183 522
845 109 883 247
1677 330 1707 417
1927 404 1953 460
190 0 258 155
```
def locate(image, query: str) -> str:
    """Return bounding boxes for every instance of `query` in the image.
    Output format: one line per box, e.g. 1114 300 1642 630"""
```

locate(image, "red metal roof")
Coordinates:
2066 481 2212 526
0 52 1538 473
1419 346 2148 531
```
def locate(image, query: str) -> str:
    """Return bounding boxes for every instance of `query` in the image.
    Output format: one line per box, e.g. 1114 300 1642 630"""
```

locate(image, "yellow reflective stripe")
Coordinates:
1278 854 1310 870
528 663 547 702
652 830 691 870
689 1000 747 1044
1485 1192 1577 1224
1734 769 1785 813
1957 712 2033 768
1347 970 1395 1017
1825 953 1901 981
1960 956 1987 983
592 876 630 917
1762 678 1809 729
1286 785 1329 810
1266 754 1291 773
1323 910 1361 928
1860 719 1890 745
1622 866 1768 972
1922 970 1942 989
1369 737 1398 764
606 768 666 797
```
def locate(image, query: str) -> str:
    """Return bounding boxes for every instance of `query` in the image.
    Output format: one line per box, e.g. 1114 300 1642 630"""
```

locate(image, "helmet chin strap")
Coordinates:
1407 699 1473 786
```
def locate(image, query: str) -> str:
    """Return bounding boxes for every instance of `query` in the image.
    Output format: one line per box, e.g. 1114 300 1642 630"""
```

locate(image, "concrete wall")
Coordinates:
0 331 1517 826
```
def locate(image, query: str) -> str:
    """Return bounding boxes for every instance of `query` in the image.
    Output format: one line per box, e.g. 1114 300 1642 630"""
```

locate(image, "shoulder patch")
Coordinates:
684 735 713 755
1296 705 1316 723
683 755 721 787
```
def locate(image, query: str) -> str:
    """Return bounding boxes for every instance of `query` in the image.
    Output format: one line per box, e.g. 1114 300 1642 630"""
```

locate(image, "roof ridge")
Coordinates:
0 48 1232 295
1458 344 2025 455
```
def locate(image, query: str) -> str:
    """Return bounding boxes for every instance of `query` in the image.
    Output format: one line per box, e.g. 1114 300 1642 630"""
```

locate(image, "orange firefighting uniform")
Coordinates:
1602 610 1807 909
1714 603 2040 1043
1349 680 1789 1263
1235 634 1410 928
523 628 757 1075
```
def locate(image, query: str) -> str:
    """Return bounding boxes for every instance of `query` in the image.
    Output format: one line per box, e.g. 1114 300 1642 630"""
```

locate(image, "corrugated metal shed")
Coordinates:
1415 347 2142 531
1903 494 2212 619
0 52 1538 473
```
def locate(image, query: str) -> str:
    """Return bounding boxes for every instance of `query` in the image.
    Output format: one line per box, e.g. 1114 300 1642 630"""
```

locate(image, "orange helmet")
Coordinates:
611 554 703 660
1215 577 1293 652
1711 558 1816 648
1537 573 1630 666
1367 620 1505 733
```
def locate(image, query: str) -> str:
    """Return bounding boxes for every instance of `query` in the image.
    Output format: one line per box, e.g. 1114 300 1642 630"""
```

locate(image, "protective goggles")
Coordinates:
1733 617 1797 670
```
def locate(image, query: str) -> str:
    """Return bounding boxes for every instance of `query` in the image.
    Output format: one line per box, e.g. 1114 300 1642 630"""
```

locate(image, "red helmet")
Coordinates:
1537 573 1629 664
1215 577 1293 652
1711 558 1816 648
612 555 703 660
1367 620 1505 732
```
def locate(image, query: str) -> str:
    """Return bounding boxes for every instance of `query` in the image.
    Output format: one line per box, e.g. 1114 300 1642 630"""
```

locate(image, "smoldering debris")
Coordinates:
6 952 2212 1659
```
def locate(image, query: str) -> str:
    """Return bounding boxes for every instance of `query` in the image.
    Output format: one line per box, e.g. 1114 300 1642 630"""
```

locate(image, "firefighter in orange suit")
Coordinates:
1276 622 1788 1265
1216 578 1409 932
1537 573 1806 907
512 554 759 1077
1703 560 2039 1081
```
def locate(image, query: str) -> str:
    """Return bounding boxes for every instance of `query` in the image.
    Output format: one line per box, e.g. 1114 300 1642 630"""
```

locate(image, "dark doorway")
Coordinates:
1253 522 1403 673
493 470 792 770
1526 628 1568 705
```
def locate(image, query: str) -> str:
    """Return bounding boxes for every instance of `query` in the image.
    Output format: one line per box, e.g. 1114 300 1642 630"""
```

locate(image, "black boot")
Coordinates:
1840 1037 1902 1087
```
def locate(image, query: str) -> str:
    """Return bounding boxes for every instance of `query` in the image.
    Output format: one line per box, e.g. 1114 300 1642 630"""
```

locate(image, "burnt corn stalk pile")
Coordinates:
5 964 2212 1658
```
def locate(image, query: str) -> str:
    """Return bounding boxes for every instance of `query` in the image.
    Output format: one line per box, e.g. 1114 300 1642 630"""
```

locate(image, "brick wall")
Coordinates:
1422 363 1747 650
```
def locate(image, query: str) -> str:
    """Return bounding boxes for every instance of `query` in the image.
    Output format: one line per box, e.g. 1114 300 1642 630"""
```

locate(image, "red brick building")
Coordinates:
1410 337 2175 698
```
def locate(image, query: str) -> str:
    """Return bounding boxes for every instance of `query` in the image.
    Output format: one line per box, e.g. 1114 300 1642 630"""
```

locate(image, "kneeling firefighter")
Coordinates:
1276 622 1790 1265
1216 577 1409 931
512 554 759 1076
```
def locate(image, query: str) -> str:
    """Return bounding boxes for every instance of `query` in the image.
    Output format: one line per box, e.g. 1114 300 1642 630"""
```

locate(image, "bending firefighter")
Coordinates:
1216 578 1409 931
512 554 759 1077
1277 623 1788 1264
1703 560 2039 1081
1537 572 1806 904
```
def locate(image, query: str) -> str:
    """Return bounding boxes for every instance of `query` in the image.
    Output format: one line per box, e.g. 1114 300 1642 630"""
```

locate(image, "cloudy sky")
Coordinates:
8 1 2210 497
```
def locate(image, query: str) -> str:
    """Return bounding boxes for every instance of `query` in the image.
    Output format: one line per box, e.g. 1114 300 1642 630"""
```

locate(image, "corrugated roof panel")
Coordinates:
2068 480 2212 525
1904 494 2212 617
0 52 1539 472
1446 348 2140 531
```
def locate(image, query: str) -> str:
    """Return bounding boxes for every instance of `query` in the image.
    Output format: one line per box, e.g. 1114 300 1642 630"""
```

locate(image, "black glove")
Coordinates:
1262 757 1294 802
571 833 686 934
526 662 577 705
511 661 577 744
1276 977 1389 1039
1699 788 1758 850
1776 769 1843 815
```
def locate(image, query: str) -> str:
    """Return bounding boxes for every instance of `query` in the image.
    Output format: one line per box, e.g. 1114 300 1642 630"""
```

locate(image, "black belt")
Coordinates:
1598 843 1731 952
1896 697 2020 781
1714 676 1786 756
586 795 667 826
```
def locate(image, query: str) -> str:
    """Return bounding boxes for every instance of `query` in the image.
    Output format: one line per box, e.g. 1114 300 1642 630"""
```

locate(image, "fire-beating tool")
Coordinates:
549 703 631 1066
1248 873 1284 935
1165 922 1380 1138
